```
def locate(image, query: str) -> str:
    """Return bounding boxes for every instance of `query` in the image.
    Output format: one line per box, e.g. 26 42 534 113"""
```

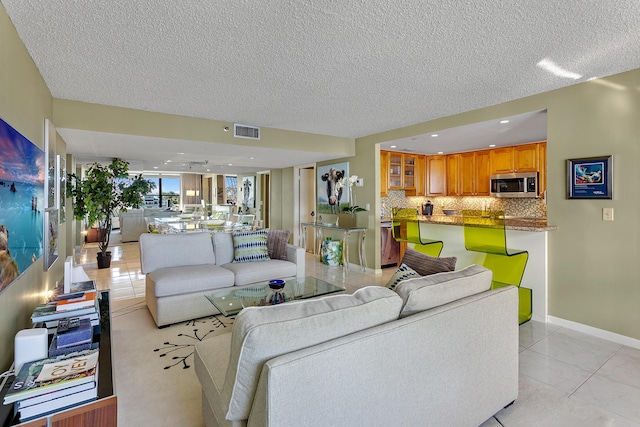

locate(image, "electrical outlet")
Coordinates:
603 208 614 221
365 203 370 211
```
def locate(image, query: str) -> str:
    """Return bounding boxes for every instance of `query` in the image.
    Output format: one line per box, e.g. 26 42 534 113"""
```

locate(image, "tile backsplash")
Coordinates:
381 191 547 218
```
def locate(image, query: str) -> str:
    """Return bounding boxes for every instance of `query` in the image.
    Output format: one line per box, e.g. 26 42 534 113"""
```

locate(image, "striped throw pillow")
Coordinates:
232 229 270 263
386 263 420 290
401 247 456 276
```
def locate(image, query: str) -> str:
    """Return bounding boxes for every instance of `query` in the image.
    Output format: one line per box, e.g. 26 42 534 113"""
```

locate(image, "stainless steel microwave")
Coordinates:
490 172 539 198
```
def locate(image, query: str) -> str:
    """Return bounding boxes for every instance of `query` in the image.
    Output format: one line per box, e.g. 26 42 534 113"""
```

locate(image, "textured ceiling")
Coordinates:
3 0 640 173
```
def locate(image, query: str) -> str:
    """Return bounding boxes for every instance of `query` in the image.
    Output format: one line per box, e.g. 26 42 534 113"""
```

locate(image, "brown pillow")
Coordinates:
401 247 456 276
267 229 291 260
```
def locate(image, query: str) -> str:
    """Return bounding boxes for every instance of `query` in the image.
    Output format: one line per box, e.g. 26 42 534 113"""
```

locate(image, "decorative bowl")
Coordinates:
442 209 459 216
268 279 286 291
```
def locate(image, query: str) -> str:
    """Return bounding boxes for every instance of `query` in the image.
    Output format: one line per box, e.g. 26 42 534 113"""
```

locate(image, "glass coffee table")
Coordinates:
205 277 344 316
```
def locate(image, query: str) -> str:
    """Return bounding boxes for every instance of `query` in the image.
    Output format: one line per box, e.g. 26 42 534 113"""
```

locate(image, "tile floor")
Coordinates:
78 231 640 426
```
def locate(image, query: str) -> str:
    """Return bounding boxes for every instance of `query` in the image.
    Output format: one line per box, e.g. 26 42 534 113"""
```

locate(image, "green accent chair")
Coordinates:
391 208 443 257
462 209 532 324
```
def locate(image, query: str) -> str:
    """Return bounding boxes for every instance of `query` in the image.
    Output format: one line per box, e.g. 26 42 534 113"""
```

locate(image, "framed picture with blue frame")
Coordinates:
566 155 613 199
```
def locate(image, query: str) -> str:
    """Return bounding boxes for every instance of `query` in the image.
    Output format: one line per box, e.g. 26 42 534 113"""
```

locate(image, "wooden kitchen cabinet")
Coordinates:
446 154 460 196
426 155 447 196
490 143 540 174
405 154 426 196
475 149 491 195
538 142 547 196
388 152 403 189
380 150 389 197
381 151 424 195
460 150 490 196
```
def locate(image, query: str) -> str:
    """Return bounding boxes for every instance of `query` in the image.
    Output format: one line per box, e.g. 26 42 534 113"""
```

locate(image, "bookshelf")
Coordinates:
0 291 117 427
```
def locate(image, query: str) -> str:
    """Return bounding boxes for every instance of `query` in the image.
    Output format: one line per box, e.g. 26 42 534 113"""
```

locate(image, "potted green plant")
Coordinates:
67 158 155 268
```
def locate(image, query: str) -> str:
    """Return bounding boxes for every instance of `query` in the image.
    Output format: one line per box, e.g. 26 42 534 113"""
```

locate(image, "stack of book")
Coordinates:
3 349 99 421
49 318 94 356
31 281 100 330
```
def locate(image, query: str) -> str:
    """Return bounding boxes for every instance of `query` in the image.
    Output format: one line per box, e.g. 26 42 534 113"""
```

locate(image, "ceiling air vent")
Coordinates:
234 123 260 140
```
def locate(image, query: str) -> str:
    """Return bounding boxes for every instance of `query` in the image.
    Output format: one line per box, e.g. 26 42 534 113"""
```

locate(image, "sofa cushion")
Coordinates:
212 232 235 265
148 264 235 297
140 232 216 272
395 264 492 317
232 230 270 263
401 247 457 276
267 229 290 260
223 286 403 420
385 263 420 290
222 260 297 287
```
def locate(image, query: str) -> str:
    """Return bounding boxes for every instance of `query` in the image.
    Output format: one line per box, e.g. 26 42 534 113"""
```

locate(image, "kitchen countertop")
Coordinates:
381 215 557 232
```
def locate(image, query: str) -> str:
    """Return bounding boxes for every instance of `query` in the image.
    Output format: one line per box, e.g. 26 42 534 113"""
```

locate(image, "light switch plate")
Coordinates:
603 208 614 221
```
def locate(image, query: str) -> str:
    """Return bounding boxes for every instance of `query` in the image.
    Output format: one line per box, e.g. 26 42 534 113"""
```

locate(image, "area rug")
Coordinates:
111 298 234 427
111 298 613 427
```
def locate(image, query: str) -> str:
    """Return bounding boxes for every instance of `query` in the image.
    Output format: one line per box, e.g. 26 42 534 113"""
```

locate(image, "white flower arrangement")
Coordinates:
337 175 365 213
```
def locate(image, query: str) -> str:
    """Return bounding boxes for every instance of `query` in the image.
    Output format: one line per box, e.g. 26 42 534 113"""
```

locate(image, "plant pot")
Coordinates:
320 240 342 266
97 251 112 269
337 213 357 228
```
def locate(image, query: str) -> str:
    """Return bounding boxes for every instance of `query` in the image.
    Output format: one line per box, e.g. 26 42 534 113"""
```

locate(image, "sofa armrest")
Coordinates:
286 244 305 277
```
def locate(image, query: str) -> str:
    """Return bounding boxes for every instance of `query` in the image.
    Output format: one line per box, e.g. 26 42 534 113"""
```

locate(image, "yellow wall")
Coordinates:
0 5 63 371
358 70 640 340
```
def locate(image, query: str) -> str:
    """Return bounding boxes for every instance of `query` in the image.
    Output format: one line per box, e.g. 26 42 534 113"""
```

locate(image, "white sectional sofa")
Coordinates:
194 265 519 427
139 231 305 327
120 208 180 242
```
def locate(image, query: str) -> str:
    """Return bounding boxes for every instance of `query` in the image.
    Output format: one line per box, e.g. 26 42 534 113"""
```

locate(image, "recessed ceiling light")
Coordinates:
489 144 496 147
437 151 444 154
228 163 232 166
499 120 509 124
177 152 184 155
166 160 172 163
153 166 158 169
390 145 397 148
250 157 254 160
431 134 438 137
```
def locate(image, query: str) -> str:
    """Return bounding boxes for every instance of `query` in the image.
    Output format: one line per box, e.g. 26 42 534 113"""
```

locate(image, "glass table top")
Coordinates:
205 277 344 316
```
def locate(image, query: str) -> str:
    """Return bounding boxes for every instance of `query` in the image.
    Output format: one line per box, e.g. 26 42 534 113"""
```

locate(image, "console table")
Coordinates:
301 222 367 272
0 291 116 427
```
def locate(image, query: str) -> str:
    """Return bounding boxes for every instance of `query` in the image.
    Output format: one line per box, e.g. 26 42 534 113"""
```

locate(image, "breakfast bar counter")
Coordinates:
381 214 557 232
383 213 556 322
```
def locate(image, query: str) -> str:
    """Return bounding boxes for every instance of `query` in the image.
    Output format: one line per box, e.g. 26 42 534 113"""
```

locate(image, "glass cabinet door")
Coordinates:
389 153 403 188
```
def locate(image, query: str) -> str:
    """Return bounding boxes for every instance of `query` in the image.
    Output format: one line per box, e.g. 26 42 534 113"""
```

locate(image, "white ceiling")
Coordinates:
3 1 640 173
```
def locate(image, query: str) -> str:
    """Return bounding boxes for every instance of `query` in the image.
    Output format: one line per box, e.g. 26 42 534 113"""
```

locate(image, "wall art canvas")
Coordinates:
317 162 350 214
57 155 66 223
567 155 613 199
241 176 255 210
44 208 59 270
0 117 45 294
44 119 57 209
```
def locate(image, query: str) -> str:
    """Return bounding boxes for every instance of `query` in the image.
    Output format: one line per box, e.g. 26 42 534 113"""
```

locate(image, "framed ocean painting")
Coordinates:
0 117 45 294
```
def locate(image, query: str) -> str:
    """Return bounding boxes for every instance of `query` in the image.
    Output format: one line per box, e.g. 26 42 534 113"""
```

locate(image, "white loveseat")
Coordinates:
194 265 519 427
140 232 305 327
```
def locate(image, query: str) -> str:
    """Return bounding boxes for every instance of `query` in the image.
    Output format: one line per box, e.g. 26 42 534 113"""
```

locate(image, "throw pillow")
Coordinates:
395 264 492 317
385 263 420 290
266 229 290 260
232 229 269 263
401 247 456 276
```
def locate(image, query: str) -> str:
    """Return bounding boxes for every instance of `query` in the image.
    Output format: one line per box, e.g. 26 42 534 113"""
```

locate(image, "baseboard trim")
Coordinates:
548 315 640 350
